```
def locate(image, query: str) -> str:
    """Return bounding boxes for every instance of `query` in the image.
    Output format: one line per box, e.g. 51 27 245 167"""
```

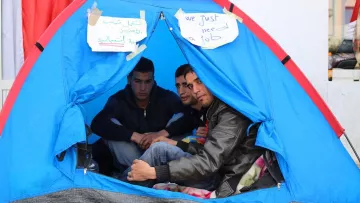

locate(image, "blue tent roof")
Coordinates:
0 0 360 202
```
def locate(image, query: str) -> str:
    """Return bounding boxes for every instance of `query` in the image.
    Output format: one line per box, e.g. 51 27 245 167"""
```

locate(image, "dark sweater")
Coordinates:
91 84 196 141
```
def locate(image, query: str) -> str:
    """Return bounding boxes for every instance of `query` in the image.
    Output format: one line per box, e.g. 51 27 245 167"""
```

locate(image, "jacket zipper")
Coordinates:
144 101 150 118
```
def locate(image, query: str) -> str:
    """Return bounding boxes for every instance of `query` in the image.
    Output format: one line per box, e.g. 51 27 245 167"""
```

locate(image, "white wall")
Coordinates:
232 0 360 162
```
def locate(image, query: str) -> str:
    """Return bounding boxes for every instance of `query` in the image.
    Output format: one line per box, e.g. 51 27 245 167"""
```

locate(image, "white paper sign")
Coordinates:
177 12 239 49
87 16 147 52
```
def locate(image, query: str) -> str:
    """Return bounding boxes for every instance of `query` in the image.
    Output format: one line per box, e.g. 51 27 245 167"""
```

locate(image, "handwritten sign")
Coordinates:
87 16 147 52
177 12 238 49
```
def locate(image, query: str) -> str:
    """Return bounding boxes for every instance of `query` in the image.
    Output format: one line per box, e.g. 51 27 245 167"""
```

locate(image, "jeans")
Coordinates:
122 142 221 191
107 140 144 168
107 113 190 169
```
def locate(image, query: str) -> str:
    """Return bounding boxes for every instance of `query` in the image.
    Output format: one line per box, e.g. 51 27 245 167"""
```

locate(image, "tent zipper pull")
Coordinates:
160 12 165 20
83 151 92 175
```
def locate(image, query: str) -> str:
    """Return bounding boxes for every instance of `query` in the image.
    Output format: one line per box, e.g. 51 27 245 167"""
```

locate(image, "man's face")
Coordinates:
128 71 154 101
185 72 214 107
175 76 197 106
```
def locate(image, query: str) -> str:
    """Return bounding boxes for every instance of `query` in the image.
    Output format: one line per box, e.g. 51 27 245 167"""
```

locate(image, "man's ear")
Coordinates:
127 75 131 84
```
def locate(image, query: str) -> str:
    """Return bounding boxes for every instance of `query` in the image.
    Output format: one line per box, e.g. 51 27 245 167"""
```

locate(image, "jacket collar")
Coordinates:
206 97 227 120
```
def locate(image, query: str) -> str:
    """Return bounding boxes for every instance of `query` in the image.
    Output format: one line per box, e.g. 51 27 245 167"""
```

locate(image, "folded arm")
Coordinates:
91 96 134 142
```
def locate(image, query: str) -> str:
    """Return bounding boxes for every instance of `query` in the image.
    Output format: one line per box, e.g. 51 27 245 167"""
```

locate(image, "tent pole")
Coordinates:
343 131 360 164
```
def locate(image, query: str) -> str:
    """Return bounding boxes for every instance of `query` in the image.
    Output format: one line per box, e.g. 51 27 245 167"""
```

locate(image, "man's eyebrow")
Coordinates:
134 77 153 81
186 76 199 84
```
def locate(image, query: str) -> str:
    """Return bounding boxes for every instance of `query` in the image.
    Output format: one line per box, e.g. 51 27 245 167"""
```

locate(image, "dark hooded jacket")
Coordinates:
91 83 197 141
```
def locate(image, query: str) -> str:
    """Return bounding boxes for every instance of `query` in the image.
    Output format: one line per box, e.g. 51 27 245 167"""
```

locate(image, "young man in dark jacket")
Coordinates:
91 57 197 168
127 66 263 198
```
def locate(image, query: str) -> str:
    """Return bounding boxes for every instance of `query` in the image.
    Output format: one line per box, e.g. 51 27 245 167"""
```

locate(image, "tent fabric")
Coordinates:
22 0 73 60
351 0 360 23
0 0 359 202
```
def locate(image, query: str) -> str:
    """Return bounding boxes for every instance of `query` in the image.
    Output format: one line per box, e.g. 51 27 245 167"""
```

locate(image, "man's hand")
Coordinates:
196 127 208 137
130 132 145 144
152 129 169 138
151 136 177 146
127 159 156 181
139 130 169 149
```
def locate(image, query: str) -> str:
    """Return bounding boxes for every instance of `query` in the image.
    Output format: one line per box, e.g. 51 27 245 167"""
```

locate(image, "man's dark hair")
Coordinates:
175 64 192 78
183 65 195 79
129 57 155 77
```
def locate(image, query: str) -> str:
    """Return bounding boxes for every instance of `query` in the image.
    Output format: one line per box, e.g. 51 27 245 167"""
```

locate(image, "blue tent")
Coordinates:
1 0 360 202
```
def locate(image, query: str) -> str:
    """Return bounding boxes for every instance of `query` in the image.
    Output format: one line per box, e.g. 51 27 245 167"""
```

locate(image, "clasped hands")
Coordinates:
131 126 208 150
131 130 169 149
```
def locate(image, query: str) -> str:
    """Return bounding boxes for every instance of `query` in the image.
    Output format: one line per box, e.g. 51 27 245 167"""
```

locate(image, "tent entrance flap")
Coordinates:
54 6 164 180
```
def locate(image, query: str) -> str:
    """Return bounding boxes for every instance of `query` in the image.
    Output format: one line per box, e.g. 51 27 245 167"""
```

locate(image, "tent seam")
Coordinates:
163 12 190 64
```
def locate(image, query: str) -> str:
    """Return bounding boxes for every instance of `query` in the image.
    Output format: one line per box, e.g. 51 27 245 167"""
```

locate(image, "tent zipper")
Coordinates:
162 12 191 63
